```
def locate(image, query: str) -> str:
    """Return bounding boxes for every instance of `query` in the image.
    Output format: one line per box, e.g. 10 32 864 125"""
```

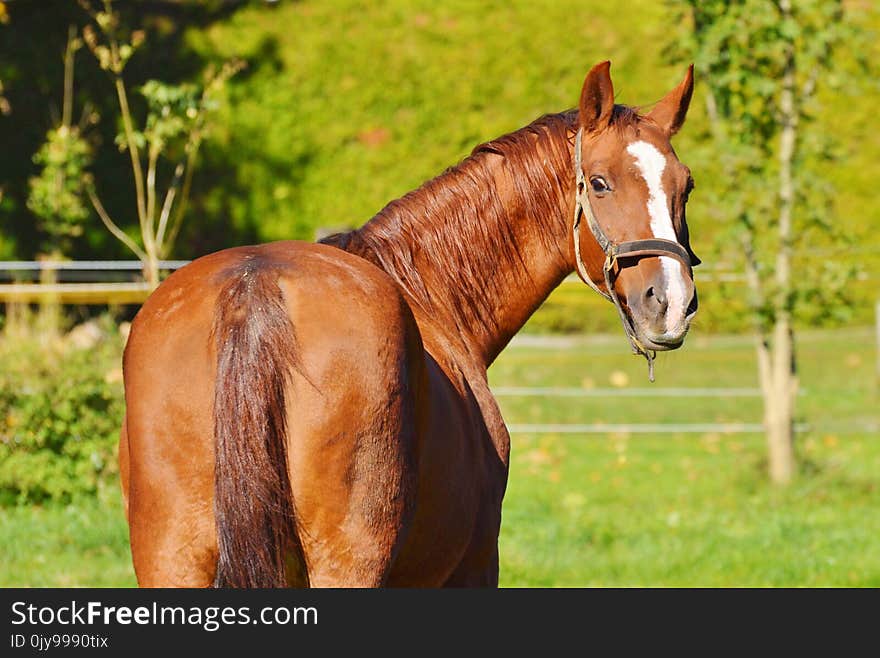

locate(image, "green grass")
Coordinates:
494 328 880 586
500 431 880 587
0 489 135 587
0 327 877 587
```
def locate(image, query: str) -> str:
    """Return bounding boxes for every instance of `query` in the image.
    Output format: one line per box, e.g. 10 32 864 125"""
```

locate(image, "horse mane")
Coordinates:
321 105 642 336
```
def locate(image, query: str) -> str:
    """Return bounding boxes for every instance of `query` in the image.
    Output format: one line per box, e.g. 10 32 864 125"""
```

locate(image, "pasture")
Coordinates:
1 326 876 587
0 0 877 591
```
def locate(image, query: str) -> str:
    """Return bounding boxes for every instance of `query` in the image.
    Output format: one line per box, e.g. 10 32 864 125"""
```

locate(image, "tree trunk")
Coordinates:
143 250 160 291
763 325 798 484
36 254 61 343
766 0 798 484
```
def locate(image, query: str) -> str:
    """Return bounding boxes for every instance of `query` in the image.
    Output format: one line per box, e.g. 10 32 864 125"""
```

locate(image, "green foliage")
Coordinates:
137 80 201 152
119 77 232 158
26 24 94 256
0 327 125 505
133 62 243 166
80 0 145 76
27 125 93 252
187 0 676 245
665 0 870 328
79 0 243 283
0 1 877 330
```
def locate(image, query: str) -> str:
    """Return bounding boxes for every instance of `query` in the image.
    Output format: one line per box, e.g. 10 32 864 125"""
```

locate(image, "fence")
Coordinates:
495 328 878 436
2 261 876 436
0 260 188 304
492 386 812 435
1 258 873 299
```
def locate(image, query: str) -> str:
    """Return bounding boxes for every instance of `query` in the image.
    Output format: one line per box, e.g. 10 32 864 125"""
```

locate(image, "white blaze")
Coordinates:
625 140 688 332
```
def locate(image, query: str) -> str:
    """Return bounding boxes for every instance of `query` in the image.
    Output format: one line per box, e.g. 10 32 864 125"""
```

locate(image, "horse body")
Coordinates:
121 62 699 587
121 241 512 586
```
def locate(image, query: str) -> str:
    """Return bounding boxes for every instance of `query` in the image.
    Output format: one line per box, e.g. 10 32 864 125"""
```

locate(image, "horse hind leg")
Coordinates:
124 311 223 587
125 416 307 588
125 421 219 588
287 395 418 588
276 276 423 588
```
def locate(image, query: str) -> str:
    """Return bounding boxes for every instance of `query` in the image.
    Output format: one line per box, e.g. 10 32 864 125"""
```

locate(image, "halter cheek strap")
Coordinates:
571 128 695 382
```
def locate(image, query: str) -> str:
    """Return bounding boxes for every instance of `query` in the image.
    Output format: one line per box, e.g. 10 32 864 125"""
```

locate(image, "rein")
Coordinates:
571 128 694 382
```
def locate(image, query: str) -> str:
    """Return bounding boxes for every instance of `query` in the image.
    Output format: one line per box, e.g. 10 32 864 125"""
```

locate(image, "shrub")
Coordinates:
0 324 125 505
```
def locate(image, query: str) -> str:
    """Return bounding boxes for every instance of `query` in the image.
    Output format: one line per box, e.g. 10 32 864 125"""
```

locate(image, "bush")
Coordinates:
0 324 125 505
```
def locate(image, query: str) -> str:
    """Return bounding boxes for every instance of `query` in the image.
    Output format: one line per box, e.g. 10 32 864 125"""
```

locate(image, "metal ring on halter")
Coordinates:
571 128 696 382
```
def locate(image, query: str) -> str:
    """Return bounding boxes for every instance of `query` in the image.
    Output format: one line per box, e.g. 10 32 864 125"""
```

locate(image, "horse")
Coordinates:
119 61 700 587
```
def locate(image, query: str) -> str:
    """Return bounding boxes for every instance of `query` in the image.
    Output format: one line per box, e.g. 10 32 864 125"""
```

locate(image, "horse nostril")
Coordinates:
645 286 667 312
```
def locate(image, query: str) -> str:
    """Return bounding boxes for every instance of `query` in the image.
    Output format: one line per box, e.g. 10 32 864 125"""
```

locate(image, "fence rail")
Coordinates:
493 386 765 398
0 260 190 272
505 422 809 434
0 260 189 304
1 261 876 437
0 260 874 305
0 282 152 304
503 421 879 435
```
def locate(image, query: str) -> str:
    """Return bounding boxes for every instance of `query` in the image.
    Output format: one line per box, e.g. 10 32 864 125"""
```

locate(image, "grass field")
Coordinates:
0 327 877 587
495 328 880 586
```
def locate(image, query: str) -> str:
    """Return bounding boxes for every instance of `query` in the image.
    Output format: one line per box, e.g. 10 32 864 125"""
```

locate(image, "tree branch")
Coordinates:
162 136 201 257
741 229 765 307
145 143 159 241
62 25 77 130
801 67 819 104
155 161 183 252
86 184 146 261
113 73 148 231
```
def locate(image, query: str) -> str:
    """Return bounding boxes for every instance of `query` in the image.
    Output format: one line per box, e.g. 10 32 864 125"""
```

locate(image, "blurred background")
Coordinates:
0 0 877 586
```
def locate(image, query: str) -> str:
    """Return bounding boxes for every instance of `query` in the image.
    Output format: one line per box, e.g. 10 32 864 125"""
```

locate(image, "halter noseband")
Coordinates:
572 128 695 382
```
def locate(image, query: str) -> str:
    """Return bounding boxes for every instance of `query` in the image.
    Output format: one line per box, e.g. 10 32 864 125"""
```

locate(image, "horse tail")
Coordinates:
211 261 299 588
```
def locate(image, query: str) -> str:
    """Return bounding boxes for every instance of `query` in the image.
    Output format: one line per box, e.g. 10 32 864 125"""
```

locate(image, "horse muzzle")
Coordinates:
628 276 698 352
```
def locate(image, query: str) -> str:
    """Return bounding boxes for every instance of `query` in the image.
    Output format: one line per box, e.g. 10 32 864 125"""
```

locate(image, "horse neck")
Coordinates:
350 116 577 368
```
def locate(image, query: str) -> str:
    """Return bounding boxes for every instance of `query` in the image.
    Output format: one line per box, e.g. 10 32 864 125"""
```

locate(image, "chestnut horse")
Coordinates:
120 61 700 587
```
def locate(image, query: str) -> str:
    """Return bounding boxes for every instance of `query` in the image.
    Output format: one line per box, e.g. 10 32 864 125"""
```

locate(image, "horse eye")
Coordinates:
590 177 610 194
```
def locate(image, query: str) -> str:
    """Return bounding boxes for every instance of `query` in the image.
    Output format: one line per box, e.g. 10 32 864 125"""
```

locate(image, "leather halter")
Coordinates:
572 128 695 382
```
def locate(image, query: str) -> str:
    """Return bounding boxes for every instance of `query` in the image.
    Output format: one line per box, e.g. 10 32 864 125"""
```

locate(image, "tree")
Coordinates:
667 0 867 483
27 26 96 256
24 26 99 338
79 0 241 289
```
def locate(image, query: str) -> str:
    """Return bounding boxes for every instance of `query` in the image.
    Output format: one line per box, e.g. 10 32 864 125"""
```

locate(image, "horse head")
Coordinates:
572 61 699 360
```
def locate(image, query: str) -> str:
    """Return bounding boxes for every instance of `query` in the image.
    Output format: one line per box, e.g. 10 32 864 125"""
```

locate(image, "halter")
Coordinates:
572 128 695 382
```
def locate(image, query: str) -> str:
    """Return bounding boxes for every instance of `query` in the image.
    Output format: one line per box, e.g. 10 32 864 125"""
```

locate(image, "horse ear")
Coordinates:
579 60 615 133
647 64 694 137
